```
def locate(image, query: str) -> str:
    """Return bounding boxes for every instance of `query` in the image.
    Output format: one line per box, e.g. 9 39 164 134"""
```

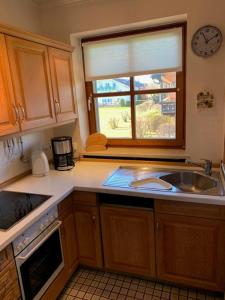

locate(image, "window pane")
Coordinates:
93 77 130 93
135 93 176 139
134 72 176 90
95 96 132 138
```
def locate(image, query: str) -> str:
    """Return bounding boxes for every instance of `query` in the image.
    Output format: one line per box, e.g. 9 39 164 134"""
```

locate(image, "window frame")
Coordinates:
83 22 186 148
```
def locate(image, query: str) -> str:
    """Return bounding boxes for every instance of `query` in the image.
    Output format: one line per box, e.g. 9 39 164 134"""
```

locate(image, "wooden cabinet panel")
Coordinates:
101 205 156 277
73 191 98 206
48 47 76 122
6 36 55 131
60 212 79 277
0 245 13 272
74 204 103 268
156 213 225 291
155 199 225 220
0 260 21 300
0 34 19 136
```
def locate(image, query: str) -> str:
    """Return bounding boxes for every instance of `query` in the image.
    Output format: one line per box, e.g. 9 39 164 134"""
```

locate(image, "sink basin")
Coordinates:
160 171 217 193
103 166 224 196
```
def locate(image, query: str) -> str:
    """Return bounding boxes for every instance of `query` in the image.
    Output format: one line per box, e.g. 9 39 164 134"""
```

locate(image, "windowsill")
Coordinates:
80 147 189 160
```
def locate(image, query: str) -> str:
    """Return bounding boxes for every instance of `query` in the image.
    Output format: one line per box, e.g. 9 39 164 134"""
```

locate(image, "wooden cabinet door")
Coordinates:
61 212 79 277
156 213 225 291
48 48 76 122
0 34 19 136
6 36 55 131
101 205 156 277
74 204 103 268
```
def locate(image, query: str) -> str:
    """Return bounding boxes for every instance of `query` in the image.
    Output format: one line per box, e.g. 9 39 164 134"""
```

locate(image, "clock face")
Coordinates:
191 25 223 57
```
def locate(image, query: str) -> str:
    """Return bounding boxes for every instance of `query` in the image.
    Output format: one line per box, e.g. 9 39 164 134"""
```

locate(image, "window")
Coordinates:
82 23 186 148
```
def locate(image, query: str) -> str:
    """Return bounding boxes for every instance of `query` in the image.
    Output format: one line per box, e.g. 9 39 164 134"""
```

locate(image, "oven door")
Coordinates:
15 221 64 300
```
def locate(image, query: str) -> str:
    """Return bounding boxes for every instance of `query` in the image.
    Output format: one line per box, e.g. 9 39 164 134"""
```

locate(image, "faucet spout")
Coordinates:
186 159 212 176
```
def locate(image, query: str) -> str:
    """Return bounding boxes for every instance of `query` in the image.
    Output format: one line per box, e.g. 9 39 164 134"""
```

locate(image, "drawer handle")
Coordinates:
92 215 96 222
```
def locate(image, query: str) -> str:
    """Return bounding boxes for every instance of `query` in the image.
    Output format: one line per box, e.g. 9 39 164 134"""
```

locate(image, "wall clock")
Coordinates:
191 25 223 57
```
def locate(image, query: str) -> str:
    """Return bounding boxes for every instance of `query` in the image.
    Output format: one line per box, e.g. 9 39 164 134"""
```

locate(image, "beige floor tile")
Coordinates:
58 268 221 300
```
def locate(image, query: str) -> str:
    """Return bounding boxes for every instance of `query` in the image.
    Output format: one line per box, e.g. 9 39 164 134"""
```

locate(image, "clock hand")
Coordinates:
207 33 219 42
201 32 208 43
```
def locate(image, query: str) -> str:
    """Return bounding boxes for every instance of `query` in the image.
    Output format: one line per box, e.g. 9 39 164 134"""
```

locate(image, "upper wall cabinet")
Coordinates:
48 48 77 122
6 36 56 131
0 34 19 136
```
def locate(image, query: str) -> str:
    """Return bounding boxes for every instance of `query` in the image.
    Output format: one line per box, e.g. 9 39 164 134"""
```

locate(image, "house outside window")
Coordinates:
82 23 186 148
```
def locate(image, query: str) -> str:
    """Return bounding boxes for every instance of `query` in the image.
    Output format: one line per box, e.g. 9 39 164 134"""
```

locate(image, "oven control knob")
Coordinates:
40 223 45 231
17 242 24 252
24 237 30 245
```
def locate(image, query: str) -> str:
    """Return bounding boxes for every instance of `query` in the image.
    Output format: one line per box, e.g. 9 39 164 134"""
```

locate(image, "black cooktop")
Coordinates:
0 191 51 230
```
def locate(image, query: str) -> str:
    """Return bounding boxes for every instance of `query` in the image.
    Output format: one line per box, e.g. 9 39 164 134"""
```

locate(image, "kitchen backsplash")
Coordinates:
0 129 53 185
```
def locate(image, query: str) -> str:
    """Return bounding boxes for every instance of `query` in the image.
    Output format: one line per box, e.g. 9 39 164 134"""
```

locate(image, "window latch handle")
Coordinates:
88 94 93 111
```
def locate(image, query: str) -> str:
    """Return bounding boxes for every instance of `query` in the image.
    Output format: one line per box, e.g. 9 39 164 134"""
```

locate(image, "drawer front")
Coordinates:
155 199 225 220
0 245 13 272
73 191 98 206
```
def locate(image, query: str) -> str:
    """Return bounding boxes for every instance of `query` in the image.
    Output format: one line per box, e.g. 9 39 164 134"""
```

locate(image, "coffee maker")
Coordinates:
51 136 75 171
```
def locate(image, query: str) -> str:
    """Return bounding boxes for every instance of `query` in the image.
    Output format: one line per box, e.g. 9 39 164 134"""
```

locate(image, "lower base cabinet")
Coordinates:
73 192 103 268
100 205 156 277
155 212 225 291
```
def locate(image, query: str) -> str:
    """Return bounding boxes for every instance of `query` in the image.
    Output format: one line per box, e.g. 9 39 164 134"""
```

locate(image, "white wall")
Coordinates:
0 0 54 184
0 0 41 33
39 0 225 162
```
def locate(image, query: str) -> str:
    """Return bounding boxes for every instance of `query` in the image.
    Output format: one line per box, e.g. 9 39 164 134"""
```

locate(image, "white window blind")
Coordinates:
82 27 183 81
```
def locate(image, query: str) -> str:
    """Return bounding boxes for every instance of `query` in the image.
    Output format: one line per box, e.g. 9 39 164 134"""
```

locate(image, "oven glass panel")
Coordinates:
20 230 62 300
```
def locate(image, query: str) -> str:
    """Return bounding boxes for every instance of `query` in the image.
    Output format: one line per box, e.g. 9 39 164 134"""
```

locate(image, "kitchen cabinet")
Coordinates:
59 195 79 278
100 205 156 277
155 212 225 291
48 48 77 122
6 36 56 131
0 245 21 300
73 192 103 268
42 195 78 300
0 34 19 136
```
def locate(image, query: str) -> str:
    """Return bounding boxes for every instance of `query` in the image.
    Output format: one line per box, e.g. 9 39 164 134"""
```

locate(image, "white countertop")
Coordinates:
1 160 225 251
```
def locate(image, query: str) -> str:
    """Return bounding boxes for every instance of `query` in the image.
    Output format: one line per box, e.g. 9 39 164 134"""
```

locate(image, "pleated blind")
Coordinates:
82 27 183 81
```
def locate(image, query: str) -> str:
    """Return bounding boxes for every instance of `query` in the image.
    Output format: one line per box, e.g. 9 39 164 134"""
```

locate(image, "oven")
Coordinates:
14 216 64 300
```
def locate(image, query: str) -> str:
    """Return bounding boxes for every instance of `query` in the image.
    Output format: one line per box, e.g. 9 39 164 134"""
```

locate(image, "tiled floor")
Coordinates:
59 268 224 300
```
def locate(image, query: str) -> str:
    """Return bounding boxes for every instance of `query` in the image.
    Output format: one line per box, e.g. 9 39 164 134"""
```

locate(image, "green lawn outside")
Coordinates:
97 106 131 138
97 104 176 139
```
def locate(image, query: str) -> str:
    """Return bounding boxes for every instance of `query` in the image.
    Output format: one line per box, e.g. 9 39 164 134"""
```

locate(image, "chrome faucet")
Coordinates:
186 159 212 176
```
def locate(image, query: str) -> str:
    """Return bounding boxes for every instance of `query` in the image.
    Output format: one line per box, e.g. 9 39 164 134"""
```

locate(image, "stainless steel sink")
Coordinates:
103 166 224 196
159 171 217 193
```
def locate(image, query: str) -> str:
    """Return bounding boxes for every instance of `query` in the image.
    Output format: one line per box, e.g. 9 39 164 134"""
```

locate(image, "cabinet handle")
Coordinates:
92 215 96 222
19 104 25 121
55 100 61 114
13 105 19 125
156 221 159 231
